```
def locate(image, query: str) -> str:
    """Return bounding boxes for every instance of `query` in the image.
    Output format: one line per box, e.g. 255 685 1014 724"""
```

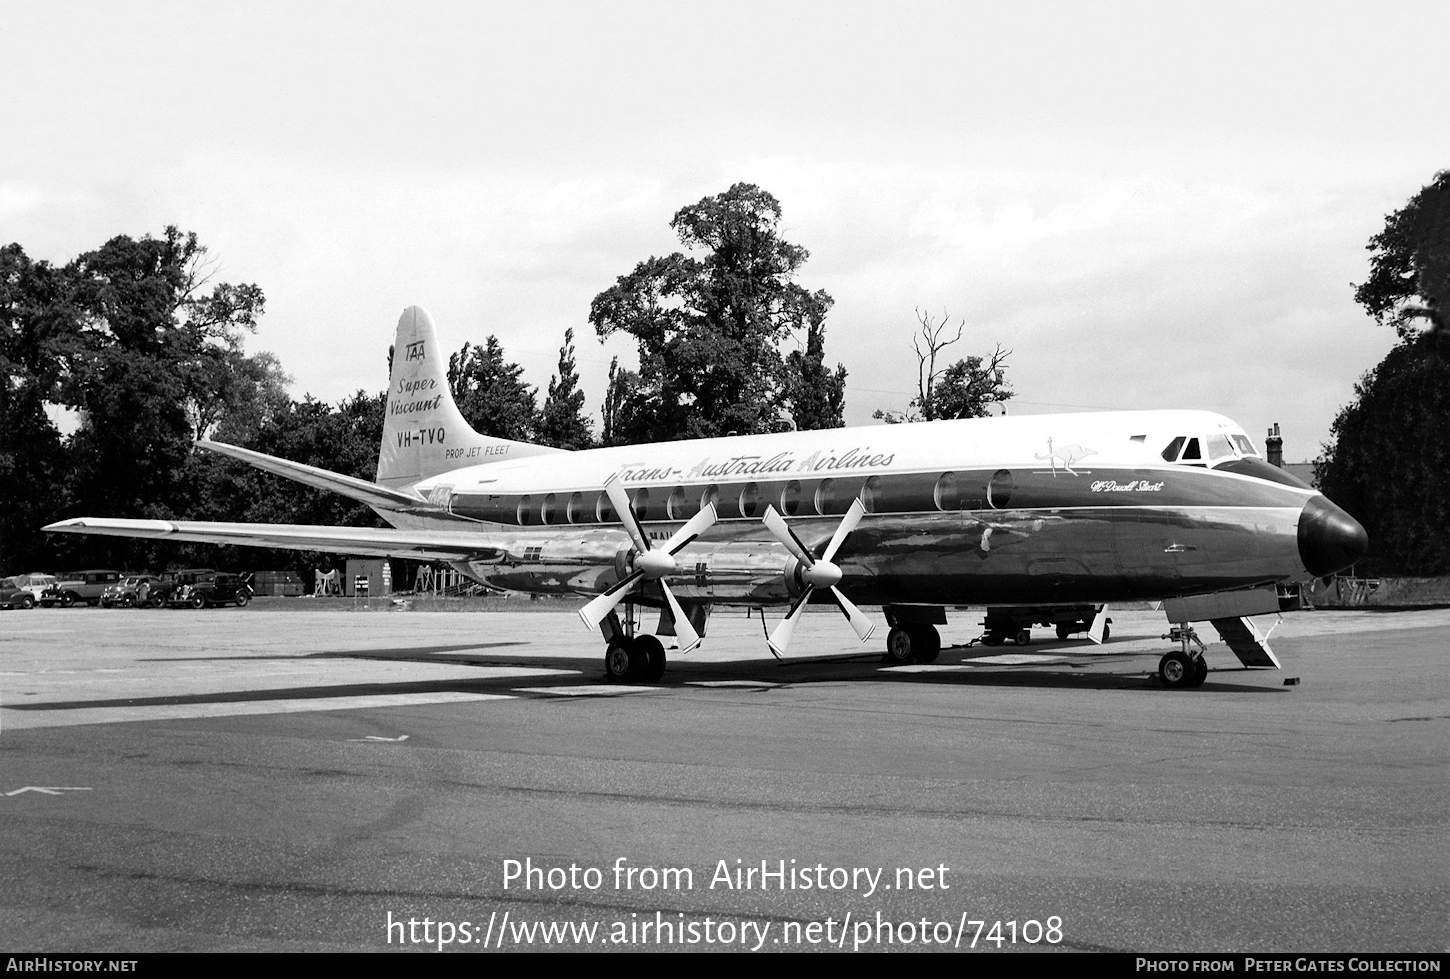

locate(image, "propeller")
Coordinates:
577 477 717 653
760 499 876 657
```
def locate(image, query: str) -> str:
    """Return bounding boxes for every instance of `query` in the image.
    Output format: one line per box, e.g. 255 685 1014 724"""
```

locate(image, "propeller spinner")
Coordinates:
577 477 717 653
760 499 876 657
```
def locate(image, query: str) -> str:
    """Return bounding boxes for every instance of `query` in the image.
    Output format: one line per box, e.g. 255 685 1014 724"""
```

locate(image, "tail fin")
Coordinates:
377 306 560 489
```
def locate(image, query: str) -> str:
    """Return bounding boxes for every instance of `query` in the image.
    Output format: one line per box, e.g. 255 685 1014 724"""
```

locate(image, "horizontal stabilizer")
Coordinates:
197 439 425 510
44 517 499 562
1209 616 1281 669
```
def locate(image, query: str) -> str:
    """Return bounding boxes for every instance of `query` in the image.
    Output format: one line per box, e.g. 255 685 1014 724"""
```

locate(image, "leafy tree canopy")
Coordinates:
1354 170 1450 346
589 183 846 442
537 327 593 449
447 337 537 442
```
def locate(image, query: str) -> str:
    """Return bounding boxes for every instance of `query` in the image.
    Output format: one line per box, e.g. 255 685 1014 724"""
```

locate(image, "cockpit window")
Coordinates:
1161 436 1185 462
1181 438 1201 461
1231 434 1259 457
1206 434 1235 463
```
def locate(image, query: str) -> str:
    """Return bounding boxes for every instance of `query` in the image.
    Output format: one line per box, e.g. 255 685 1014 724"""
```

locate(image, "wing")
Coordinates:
42 518 505 562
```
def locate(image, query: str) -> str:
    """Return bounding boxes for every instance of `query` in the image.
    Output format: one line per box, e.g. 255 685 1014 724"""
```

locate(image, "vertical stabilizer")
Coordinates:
377 306 560 490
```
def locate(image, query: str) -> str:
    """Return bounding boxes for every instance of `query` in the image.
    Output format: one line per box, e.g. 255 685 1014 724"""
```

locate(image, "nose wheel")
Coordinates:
1158 625 1209 689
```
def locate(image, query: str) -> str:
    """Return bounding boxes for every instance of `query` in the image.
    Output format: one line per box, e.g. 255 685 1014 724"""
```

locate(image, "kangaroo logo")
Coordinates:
1035 437 1096 476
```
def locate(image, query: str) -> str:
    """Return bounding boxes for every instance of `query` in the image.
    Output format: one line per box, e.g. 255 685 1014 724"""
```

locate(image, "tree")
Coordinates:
589 183 846 442
536 328 593 449
1318 172 1450 574
1316 342 1450 575
4 227 265 570
1354 170 1450 357
873 308 1012 423
0 245 70 570
447 337 537 442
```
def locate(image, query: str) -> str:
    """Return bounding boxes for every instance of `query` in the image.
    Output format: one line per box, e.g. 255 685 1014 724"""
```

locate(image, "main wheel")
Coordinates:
1014 629 1031 646
1158 650 1195 689
1056 622 1073 640
636 635 666 683
909 625 941 663
604 640 635 681
885 626 914 663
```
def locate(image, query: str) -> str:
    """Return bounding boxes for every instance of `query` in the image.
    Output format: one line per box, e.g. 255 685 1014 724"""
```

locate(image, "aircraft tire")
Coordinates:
1014 629 1031 646
909 625 941 663
1102 623 1111 642
636 635 666 683
1158 650 1196 689
604 640 635 682
885 627 915 663
1190 656 1209 687
1056 623 1073 640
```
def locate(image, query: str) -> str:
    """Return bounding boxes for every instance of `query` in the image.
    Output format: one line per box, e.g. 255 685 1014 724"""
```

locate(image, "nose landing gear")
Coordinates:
1159 624 1209 689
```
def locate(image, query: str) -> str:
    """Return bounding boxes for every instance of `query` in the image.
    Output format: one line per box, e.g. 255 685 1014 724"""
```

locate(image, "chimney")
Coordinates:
1266 423 1283 468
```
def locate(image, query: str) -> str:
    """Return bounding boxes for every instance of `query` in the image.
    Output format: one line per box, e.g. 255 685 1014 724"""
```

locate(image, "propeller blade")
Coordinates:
821 498 865 563
761 506 816 567
660 581 701 654
603 478 651 555
828 586 877 643
664 502 718 556
577 569 644 629
766 587 815 658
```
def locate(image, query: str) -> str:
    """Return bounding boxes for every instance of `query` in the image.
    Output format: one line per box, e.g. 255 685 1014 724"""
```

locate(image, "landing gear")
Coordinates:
1158 624 1209 689
884 624 941 664
601 605 668 683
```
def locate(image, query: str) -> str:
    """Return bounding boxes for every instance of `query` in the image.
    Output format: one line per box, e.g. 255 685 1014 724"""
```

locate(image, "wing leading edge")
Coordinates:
42 518 503 563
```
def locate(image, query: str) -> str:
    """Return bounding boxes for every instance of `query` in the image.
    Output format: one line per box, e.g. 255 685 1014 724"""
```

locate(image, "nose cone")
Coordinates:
1298 495 1369 578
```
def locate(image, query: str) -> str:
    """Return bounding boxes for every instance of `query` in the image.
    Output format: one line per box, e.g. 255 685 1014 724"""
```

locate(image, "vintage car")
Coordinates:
170 571 252 609
52 569 122 607
100 574 163 607
1 577 38 609
9 573 57 606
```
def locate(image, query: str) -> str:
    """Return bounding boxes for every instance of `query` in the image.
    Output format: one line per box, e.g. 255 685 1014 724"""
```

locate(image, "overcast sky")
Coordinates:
5 1 1448 460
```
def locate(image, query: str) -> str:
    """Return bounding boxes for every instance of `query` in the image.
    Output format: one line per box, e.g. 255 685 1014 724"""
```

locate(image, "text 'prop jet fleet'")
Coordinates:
46 306 1368 688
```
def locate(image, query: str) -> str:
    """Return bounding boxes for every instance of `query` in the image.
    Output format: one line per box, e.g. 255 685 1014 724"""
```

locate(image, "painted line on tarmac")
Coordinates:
0 692 512 729
687 680 784 689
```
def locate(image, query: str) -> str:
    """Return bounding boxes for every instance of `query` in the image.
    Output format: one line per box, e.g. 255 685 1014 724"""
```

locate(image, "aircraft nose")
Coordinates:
1298 495 1368 578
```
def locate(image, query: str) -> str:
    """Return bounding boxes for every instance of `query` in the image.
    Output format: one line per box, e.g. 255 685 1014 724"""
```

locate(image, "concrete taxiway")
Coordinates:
0 603 1445 952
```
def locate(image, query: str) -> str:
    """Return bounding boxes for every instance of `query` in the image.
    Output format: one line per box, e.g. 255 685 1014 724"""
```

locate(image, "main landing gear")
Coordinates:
1158 624 1210 689
604 633 666 684
884 624 942 664
599 603 671 684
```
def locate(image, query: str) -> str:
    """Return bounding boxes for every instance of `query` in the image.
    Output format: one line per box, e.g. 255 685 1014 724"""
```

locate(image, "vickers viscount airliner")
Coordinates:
46 307 1368 689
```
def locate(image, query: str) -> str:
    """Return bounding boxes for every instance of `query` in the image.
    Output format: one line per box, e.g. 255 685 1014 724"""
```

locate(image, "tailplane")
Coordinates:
378 306 560 489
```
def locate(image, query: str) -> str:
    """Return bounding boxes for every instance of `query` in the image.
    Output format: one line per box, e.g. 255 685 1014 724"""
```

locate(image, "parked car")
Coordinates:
101 575 163 607
10 573 57 606
147 569 216 608
171 572 252 608
1 576 38 609
52 570 122 607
